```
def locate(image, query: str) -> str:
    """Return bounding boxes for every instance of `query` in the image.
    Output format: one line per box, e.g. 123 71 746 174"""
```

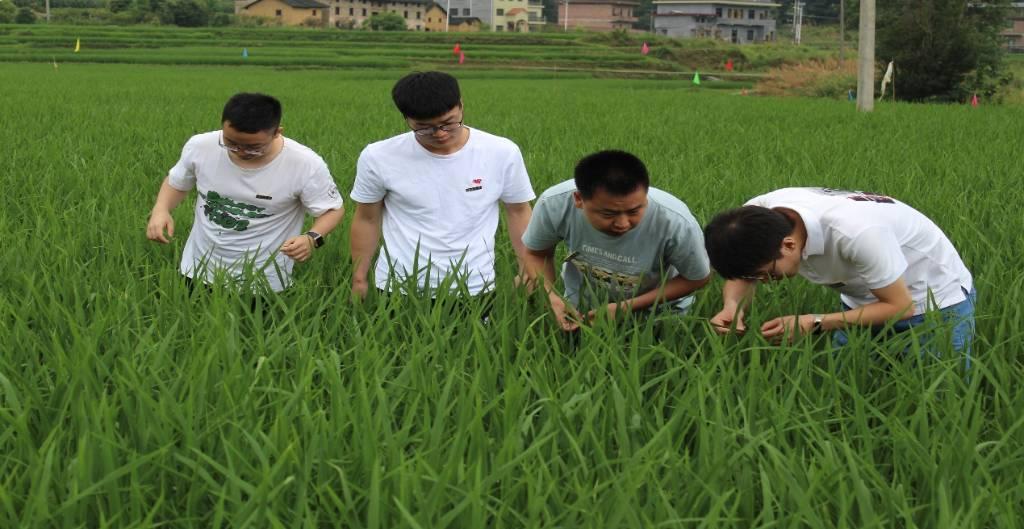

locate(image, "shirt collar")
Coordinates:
791 206 824 258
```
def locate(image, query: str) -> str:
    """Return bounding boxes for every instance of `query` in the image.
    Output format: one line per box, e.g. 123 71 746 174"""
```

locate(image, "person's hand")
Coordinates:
710 306 746 335
548 293 581 332
281 235 313 262
351 278 369 302
146 209 174 244
586 302 624 324
761 314 814 343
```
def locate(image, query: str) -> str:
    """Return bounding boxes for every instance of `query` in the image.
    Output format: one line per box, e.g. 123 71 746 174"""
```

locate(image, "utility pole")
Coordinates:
46 0 51 22
856 0 875 112
839 0 844 66
445 0 449 31
793 1 803 45
563 0 569 31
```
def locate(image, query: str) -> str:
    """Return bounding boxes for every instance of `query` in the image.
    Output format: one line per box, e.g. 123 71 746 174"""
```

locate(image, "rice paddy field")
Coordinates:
2 36 1024 528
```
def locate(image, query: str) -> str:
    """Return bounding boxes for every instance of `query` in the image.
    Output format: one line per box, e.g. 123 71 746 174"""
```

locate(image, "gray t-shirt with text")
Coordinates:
522 180 710 312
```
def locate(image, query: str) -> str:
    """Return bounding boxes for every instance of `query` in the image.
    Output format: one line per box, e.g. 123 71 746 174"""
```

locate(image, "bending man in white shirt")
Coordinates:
704 187 976 360
349 71 535 307
146 92 344 293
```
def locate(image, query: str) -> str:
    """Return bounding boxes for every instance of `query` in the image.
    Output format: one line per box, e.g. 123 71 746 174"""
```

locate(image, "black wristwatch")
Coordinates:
306 231 324 248
810 314 824 334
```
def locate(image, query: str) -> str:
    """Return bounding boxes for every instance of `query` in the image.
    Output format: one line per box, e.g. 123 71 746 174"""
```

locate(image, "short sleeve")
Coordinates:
499 145 536 204
299 159 343 216
665 214 711 280
521 195 564 251
840 227 908 290
349 147 386 204
744 194 770 208
167 136 199 191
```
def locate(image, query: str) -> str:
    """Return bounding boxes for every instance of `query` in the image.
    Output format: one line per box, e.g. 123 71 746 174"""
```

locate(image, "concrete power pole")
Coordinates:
46 0 51 22
856 0 875 112
793 2 803 44
839 0 845 66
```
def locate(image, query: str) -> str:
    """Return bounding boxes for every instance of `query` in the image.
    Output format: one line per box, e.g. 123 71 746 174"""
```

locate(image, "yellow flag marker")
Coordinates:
74 38 80 53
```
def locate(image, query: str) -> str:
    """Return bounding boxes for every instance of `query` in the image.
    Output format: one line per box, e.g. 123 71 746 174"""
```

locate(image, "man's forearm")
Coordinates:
624 274 710 312
522 249 558 295
819 301 916 331
722 279 756 311
309 207 344 237
152 177 189 213
349 217 381 283
504 203 532 271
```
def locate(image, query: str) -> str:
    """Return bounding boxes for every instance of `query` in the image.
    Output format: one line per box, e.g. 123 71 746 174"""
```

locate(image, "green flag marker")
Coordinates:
692 71 701 85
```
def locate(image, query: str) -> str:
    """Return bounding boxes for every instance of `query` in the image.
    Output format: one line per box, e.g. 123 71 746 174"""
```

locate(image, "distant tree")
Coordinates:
0 0 16 23
165 0 208 26
14 5 34 21
108 0 132 12
877 0 1011 101
364 11 405 30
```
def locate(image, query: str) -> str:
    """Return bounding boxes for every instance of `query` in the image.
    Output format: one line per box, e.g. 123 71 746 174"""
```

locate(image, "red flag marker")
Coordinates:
725 58 734 72
453 43 461 55
641 42 649 55
971 93 979 107
458 51 465 65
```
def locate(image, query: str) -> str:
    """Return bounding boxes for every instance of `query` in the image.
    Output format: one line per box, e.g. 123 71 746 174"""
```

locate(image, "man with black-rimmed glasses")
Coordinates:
349 71 535 308
146 92 344 293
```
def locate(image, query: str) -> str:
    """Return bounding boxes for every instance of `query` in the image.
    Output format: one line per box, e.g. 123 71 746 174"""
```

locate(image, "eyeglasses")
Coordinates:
411 120 464 137
218 133 273 156
739 258 781 282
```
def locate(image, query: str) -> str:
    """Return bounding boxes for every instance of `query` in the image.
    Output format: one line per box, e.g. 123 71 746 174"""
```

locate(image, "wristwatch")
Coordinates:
810 314 825 334
305 231 324 249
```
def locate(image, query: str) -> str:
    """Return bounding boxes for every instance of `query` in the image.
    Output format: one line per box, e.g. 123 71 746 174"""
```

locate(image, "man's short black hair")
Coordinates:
391 71 462 120
221 93 282 133
574 150 650 200
704 206 794 279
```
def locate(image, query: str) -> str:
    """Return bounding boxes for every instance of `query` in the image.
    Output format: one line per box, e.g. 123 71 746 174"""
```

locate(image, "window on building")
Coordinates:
715 7 721 16
404 10 408 17
371 11 378 15
747 29 754 40
496 25 503 31
334 7 339 14
748 9 754 19
416 11 420 18
349 7 353 14
462 8 470 15
416 24 420 29
496 8 503 15
275 9 281 15
362 8 366 15
312 9 317 15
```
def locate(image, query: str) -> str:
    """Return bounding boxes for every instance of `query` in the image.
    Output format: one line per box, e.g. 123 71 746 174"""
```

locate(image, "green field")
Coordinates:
2 60 1024 528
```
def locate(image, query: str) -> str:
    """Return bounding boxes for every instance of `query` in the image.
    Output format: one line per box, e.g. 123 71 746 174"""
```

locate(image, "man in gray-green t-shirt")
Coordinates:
522 150 711 331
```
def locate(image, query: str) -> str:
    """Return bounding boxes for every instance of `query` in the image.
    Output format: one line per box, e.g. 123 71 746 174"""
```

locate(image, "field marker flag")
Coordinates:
641 42 649 55
74 38 80 53
52 56 58 70
692 70 701 85
458 51 465 64
971 93 979 107
725 58 733 71
878 61 894 100
242 48 249 58
453 42 461 55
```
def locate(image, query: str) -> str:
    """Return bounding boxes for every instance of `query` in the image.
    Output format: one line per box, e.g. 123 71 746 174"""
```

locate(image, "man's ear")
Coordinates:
781 236 799 255
573 191 584 209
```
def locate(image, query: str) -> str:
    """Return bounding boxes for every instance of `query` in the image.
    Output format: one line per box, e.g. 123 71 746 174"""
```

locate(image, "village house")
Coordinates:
445 0 544 32
558 0 639 32
653 0 779 43
238 0 330 26
1003 2 1024 52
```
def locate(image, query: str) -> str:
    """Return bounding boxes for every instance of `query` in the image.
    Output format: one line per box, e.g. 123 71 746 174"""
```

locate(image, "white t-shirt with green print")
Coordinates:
167 131 342 292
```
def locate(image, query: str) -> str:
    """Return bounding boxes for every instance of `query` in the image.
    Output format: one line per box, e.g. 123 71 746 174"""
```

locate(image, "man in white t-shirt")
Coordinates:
349 71 535 304
704 187 976 358
521 150 711 331
146 93 344 293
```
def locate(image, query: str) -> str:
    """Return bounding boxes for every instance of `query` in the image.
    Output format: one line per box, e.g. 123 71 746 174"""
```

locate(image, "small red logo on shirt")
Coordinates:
472 179 482 185
466 178 483 192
